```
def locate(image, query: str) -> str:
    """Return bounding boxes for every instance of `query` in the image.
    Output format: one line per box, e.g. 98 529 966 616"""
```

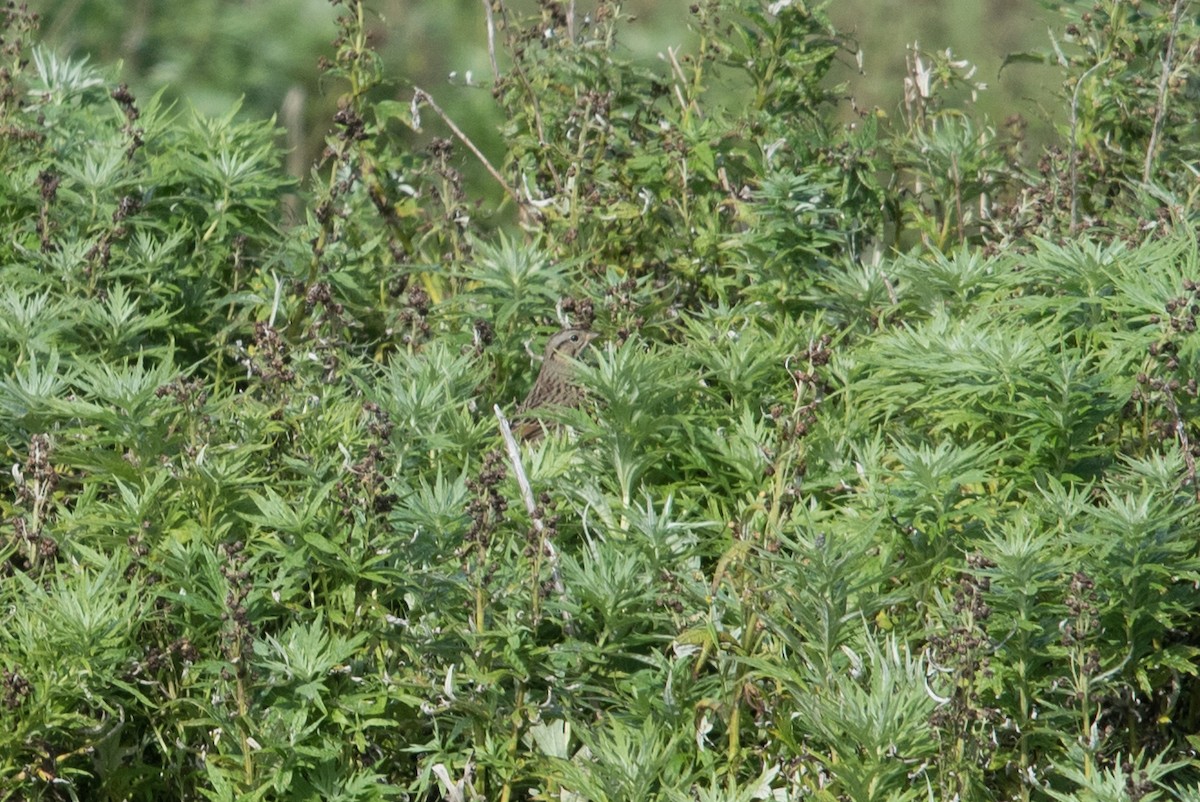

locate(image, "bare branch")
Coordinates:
412 87 523 208
494 404 572 631
1068 59 1109 235
480 0 499 82
1143 0 1187 185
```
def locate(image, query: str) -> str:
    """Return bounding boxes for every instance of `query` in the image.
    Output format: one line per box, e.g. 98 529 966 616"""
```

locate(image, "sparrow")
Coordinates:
513 328 598 441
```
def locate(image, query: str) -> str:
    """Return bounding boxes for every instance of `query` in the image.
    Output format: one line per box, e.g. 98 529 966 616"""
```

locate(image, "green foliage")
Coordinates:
3 1 1200 800
1001 0 1200 237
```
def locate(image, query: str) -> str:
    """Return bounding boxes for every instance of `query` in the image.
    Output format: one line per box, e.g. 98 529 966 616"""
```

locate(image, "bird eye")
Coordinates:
570 334 579 342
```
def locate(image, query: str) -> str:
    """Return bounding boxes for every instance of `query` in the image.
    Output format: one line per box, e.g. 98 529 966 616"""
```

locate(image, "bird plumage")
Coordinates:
514 328 598 441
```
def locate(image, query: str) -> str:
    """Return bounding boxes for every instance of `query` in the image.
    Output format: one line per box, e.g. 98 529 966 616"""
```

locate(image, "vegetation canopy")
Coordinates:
2 0 1200 799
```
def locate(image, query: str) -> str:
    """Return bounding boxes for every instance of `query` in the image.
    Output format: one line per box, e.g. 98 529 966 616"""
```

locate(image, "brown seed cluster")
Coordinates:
239 322 296 390
35 169 58 252
1062 570 1102 692
396 286 432 349
472 318 495 355
218 538 255 681
2 667 30 709
111 82 143 159
773 335 833 445
4 433 59 574
525 490 563 600
559 296 595 331
1128 279 1200 491
927 553 1001 738
336 402 398 518
126 637 200 691
603 278 644 343
155 375 211 462
461 451 508 580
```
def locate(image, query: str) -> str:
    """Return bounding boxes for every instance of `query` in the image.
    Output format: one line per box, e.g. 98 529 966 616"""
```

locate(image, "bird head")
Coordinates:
543 328 598 362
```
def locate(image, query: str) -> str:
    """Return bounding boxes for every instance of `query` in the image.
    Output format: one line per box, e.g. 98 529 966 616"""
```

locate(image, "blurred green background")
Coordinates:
29 0 1060 182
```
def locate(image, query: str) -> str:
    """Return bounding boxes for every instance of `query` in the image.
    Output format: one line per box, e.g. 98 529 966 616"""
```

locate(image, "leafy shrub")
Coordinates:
2 1 1200 800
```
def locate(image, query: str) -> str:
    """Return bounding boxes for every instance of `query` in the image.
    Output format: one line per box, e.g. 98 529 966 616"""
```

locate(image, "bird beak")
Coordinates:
584 331 600 345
